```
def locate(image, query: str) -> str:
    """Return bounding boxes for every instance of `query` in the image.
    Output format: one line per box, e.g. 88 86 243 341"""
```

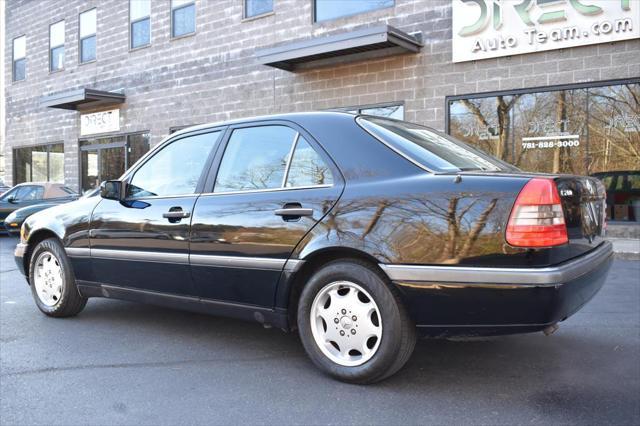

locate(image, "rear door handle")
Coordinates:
162 211 190 219
274 208 314 217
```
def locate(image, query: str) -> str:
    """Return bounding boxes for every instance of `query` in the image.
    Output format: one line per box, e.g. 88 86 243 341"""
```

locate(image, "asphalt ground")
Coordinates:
1 235 639 425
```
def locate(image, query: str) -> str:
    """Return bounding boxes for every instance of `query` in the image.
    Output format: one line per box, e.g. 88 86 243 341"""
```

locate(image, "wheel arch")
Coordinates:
23 229 63 279
283 246 388 330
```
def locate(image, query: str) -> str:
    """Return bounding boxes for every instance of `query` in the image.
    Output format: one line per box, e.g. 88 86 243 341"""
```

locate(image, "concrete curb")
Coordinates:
609 238 640 261
615 252 640 261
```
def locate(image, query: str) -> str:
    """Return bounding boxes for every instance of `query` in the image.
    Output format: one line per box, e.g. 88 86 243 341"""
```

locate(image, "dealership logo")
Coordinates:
80 109 121 136
452 0 640 62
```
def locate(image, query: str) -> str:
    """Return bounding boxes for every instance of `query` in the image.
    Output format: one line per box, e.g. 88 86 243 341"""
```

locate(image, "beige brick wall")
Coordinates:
4 0 640 189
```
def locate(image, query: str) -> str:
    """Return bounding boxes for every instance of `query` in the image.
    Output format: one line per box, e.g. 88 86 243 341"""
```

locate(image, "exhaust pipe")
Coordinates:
543 323 559 336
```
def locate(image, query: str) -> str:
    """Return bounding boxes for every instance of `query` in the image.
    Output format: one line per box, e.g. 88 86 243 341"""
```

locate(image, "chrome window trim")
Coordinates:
379 241 613 287
202 184 333 197
124 193 199 201
281 132 300 188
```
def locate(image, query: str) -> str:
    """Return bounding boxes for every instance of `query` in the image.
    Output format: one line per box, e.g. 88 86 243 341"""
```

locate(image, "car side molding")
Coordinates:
379 241 613 287
66 247 303 271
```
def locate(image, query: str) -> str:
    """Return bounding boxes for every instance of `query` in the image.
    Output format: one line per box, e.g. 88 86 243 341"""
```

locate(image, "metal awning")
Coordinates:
255 25 423 71
40 88 125 110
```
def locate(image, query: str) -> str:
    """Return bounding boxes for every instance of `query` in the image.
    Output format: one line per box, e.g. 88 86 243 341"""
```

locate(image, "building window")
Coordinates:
12 36 26 82
171 0 195 38
314 0 394 22
130 0 151 49
49 21 65 72
334 103 404 120
447 80 640 222
79 8 97 63
13 144 65 184
245 0 273 18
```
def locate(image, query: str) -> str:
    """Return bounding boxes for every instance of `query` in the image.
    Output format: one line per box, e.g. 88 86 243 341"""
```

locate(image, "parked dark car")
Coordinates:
4 187 93 235
591 170 640 222
14 113 612 383
1 183 78 234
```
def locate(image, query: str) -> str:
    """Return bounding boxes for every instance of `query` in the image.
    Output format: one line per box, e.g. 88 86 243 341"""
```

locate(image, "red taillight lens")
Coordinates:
506 178 568 248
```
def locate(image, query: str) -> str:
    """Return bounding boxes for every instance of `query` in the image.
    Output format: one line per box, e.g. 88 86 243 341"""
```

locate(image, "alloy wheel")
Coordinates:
310 281 382 367
33 251 64 307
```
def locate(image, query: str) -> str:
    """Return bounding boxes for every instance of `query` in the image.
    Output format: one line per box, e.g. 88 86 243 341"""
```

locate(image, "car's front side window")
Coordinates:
127 131 220 199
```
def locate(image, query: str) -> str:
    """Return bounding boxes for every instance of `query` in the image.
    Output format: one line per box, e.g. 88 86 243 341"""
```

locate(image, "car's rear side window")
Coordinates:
214 126 295 192
285 137 333 187
127 131 220 198
214 126 333 193
357 117 513 173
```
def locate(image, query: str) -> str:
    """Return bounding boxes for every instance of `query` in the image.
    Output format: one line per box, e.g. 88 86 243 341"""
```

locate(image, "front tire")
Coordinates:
297 259 416 384
29 238 87 317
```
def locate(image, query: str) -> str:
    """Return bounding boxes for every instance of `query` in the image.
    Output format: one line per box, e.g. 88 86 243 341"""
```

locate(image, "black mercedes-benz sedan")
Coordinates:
15 112 612 383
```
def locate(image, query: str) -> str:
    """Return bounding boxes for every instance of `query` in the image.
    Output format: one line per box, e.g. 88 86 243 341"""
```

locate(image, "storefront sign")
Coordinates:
80 109 120 136
452 0 640 62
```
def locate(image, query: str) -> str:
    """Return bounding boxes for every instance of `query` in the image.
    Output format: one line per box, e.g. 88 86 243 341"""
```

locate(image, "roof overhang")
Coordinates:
40 88 125 110
255 25 423 71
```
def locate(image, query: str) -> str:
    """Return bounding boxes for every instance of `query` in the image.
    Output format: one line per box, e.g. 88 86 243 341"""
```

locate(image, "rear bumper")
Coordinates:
380 241 613 336
14 243 27 276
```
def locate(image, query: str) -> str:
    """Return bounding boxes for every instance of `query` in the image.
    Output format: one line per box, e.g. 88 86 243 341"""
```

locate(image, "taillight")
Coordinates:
506 178 568 248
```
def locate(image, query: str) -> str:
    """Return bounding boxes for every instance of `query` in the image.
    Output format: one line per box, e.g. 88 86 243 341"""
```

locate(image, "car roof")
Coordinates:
14 182 73 198
170 111 357 138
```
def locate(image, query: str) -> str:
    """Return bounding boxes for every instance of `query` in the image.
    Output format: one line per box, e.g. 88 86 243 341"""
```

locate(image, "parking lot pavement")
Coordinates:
1 235 638 426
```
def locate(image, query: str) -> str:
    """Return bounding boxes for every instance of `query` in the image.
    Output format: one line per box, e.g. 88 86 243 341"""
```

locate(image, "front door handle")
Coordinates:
163 208 190 223
163 211 190 219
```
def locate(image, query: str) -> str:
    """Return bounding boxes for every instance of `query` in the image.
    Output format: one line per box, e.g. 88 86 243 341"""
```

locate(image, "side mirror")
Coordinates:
7 196 18 204
100 180 126 201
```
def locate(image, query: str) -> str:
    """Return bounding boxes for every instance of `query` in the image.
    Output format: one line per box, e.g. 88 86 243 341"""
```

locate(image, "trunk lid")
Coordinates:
554 175 607 244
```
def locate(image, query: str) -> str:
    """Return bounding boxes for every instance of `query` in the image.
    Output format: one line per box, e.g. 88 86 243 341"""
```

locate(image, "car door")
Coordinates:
89 129 223 295
190 122 343 307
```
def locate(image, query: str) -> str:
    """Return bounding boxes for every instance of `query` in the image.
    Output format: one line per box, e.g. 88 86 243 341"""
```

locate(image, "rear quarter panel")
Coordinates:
292 174 528 266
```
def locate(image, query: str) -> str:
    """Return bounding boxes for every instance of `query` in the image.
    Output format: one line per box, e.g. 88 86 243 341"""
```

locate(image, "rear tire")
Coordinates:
29 238 87 317
297 259 416 384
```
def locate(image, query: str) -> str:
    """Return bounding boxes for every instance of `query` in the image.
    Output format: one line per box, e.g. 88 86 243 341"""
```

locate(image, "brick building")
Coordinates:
3 0 640 224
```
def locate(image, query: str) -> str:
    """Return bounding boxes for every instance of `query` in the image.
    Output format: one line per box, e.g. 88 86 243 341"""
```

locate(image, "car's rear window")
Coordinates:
357 116 515 173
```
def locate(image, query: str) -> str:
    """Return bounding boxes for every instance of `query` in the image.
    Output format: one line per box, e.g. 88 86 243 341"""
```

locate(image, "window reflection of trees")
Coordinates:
286 138 333 187
449 83 639 175
588 84 639 173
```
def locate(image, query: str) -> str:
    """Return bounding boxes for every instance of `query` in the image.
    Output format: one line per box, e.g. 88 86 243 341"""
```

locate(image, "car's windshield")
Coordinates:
357 116 517 173
0 187 17 201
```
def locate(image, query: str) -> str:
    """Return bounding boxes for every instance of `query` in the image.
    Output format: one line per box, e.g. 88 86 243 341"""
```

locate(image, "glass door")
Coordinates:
80 145 125 192
80 133 150 192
